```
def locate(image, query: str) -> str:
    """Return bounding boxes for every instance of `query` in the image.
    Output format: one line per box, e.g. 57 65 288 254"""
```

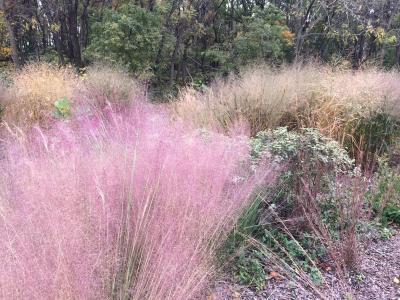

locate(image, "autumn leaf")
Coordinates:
269 271 285 281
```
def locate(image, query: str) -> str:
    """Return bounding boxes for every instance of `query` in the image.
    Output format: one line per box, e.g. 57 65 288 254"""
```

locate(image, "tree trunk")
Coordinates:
3 4 21 67
148 0 156 11
54 32 65 65
155 0 181 75
294 0 317 62
40 0 65 64
66 0 82 67
169 29 183 87
5 21 21 66
80 0 90 50
354 34 366 69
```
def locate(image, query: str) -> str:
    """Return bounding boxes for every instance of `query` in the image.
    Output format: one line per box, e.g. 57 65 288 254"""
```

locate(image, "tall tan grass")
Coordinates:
79 64 143 110
174 64 400 145
2 63 78 128
175 65 314 134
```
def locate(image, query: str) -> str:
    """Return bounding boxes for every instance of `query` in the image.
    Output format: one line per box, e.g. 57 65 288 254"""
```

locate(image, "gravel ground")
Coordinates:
352 232 400 300
208 229 400 300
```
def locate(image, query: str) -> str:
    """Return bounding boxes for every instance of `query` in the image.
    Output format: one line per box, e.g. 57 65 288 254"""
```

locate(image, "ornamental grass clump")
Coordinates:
174 65 400 166
0 103 265 299
174 65 313 135
78 64 144 111
2 63 78 128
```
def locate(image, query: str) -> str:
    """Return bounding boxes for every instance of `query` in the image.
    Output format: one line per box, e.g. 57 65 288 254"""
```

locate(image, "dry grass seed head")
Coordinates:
3 63 77 128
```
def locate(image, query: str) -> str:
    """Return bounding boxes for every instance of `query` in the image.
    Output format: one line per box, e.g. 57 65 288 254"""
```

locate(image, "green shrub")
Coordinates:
225 127 357 289
233 7 294 64
368 160 400 225
251 127 354 174
249 128 355 234
85 4 161 76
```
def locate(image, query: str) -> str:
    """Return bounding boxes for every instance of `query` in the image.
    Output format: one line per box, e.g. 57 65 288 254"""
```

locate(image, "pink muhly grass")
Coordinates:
0 103 270 299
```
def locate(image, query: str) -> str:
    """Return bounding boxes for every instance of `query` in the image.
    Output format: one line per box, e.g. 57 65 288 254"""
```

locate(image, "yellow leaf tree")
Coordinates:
0 11 11 61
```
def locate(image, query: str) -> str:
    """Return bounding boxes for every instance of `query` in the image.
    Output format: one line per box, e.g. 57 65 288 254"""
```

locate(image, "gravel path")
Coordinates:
209 230 400 300
353 232 400 300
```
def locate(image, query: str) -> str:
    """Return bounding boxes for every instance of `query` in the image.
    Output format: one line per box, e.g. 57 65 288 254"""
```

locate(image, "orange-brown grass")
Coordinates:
2 63 78 128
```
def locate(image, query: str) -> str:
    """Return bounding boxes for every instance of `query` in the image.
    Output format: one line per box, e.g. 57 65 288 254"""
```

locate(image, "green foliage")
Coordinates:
201 46 233 75
54 97 71 119
0 12 11 61
251 127 354 173
235 251 266 290
4 0 400 86
85 4 161 75
383 204 400 224
233 7 293 64
348 112 400 164
224 127 356 289
249 128 354 234
42 49 62 65
383 47 399 68
379 226 397 240
367 160 400 225
221 193 266 260
232 227 326 289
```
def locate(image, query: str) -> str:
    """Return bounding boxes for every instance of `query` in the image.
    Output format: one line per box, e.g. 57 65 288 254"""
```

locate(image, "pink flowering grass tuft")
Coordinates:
0 103 269 299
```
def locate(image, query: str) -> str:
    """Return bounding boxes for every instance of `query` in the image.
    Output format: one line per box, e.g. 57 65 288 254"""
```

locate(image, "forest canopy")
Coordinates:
1 0 400 86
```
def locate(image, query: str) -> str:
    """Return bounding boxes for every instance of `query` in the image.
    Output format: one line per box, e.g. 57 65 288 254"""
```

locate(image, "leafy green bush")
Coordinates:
251 127 354 173
233 7 294 64
85 4 161 76
248 128 354 235
224 127 360 289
